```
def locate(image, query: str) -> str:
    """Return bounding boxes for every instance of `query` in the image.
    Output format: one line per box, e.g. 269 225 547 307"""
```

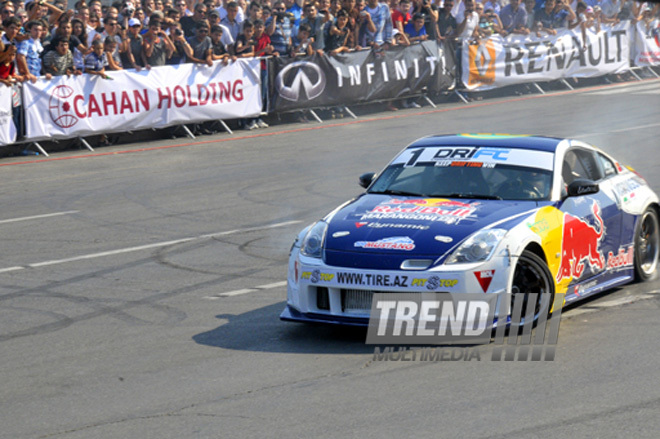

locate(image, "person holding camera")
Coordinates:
266 1 293 55
411 0 438 41
141 17 174 67
326 8 351 53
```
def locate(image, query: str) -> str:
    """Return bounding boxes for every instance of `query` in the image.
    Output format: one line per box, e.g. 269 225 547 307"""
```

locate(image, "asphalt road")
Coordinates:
1 79 660 439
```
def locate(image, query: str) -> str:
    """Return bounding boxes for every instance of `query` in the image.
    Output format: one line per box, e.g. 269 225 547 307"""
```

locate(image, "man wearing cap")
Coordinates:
125 17 143 68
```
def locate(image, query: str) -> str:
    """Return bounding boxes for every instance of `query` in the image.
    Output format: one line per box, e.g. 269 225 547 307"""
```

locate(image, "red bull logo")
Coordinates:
556 202 605 283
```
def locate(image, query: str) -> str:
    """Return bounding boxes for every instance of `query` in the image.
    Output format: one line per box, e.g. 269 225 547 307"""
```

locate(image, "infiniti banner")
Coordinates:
268 41 452 112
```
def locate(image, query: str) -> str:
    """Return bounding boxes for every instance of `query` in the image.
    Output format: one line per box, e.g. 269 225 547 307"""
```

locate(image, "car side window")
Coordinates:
562 149 602 185
597 153 617 178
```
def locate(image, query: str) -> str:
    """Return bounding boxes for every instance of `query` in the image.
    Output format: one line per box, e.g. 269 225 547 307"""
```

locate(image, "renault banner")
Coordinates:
462 21 631 91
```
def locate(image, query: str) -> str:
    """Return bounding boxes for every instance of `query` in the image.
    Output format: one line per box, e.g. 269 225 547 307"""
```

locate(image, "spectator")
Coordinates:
103 35 123 69
234 17 255 56
84 38 110 76
290 20 312 55
0 43 24 138
483 0 502 15
125 17 143 68
534 0 560 35
210 23 232 60
142 18 174 67
325 8 351 52
598 0 621 23
216 0 246 21
411 0 439 41
48 19 88 57
300 2 326 51
2 16 21 46
174 0 190 17
359 0 393 49
247 1 263 22
180 2 207 36
523 0 536 29
391 0 411 44
0 43 23 85
252 18 270 127
186 20 213 64
207 8 221 26
551 0 576 28
284 0 302 25
455 0 478 42
477 6 506 37
436 0 456 40
500 0 529 34
43 36 80 75
267 1 293 55
404 11 427 41
221 1 242 40
1 2 15 22
16 20 49 81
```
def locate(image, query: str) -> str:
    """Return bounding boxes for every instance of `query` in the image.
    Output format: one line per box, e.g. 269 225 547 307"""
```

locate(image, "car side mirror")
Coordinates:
567 178 599 197
359 172 376 189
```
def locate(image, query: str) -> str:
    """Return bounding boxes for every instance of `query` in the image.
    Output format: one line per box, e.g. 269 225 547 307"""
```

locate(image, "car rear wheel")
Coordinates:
634 207 660 281
510 250 555 324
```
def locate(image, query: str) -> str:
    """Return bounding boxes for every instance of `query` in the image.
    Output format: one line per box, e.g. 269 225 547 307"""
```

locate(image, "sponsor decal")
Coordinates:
332 231 350 238
573 279 598 297
275 61 326 101
606 245 634 270
360 198 479 225
336 272 410 287
556 201 605 282
474 270 495 292
434 235 453 243
301 269 335 283
358 222 431 231
468 39 497 87
614 178 643 203
354 236 416 251
412 276 459 289
527 218 550 233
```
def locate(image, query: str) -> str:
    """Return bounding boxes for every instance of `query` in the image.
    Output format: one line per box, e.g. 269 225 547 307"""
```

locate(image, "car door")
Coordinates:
556 147 622 290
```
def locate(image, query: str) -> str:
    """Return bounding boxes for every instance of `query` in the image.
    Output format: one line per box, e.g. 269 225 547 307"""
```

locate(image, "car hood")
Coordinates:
323 194 539 269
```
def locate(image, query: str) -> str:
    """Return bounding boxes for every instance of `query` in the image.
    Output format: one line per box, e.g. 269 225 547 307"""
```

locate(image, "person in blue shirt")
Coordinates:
404 12 427 42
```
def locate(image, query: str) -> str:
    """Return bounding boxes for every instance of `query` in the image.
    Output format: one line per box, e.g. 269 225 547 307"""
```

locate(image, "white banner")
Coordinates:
632 20 660 66
0 85 17 146
22 59 262 141
462 22 632 91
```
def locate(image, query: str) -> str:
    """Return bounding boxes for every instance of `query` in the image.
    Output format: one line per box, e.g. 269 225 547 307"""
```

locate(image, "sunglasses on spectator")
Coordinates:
1 9 15 14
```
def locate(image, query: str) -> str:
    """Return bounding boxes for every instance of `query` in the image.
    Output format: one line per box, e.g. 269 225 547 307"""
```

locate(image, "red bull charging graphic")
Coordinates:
556 201 605 283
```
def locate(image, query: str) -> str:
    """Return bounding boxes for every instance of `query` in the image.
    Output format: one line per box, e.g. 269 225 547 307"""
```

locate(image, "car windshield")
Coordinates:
368 146 554 201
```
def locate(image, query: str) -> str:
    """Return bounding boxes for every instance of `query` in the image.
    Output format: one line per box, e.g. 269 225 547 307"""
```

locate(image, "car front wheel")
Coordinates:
510 250 555 324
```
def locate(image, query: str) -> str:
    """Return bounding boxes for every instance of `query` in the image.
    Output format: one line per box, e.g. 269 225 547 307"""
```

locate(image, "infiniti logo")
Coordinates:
275 61 326 102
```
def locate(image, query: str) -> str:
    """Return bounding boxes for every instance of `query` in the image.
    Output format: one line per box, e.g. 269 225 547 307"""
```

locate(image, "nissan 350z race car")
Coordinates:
281 134 660 326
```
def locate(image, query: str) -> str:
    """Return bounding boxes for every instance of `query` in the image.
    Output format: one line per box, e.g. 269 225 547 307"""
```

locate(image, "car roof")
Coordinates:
407 134 563 153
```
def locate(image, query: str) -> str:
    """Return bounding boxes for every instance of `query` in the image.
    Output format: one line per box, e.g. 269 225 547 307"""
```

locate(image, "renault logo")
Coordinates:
275 61 326 101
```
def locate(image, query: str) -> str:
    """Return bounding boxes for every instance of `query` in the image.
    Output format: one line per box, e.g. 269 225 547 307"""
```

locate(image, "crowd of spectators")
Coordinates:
0 0 659 133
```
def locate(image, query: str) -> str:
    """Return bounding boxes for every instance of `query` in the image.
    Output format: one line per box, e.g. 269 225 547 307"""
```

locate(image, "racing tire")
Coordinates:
634 207 660 282
510 250 555 325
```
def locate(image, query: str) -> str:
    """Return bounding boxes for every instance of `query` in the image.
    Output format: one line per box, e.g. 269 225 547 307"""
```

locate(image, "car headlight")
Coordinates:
445 229 506 264
300 221 328 258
